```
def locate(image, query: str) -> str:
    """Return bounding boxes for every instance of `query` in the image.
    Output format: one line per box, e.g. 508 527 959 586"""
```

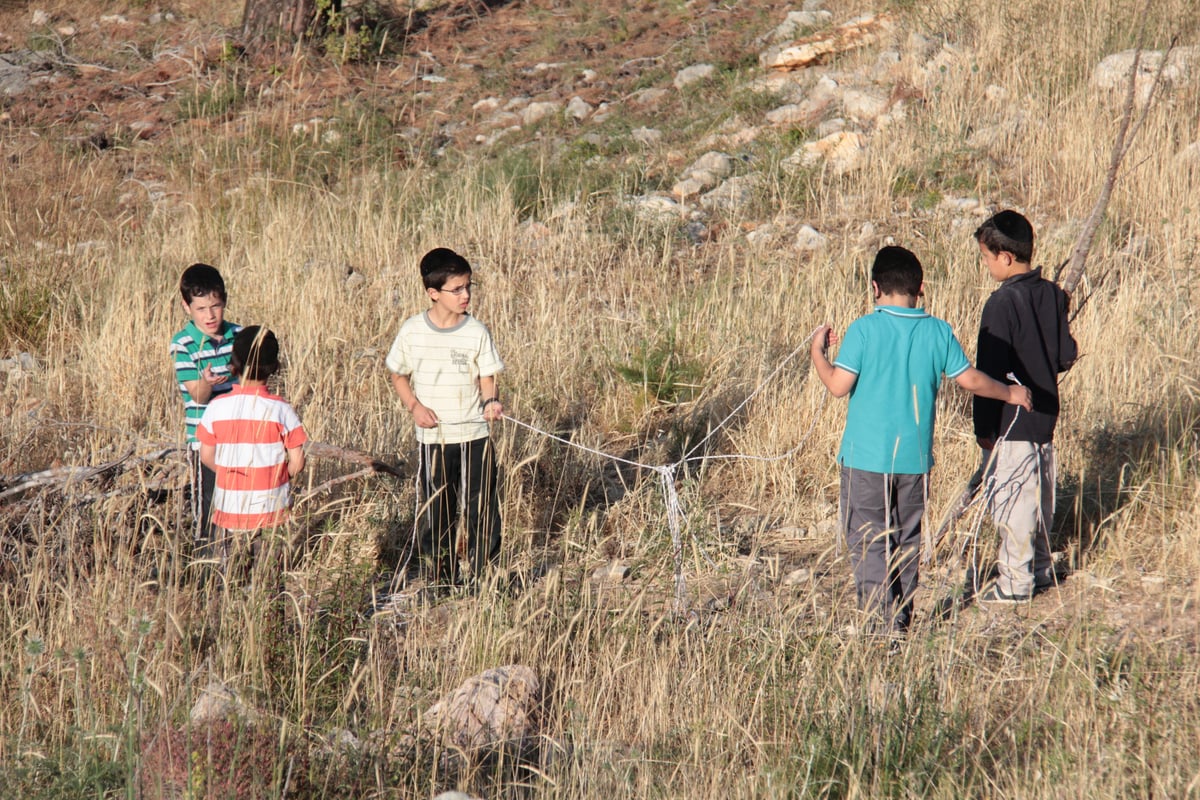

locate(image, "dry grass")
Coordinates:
2 0 1199 796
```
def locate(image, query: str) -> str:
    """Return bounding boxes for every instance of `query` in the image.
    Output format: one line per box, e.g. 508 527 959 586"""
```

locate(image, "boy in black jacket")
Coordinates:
973 210 1077 603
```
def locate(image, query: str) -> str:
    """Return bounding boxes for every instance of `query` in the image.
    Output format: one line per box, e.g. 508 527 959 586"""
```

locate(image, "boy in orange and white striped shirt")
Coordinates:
196 326 306 580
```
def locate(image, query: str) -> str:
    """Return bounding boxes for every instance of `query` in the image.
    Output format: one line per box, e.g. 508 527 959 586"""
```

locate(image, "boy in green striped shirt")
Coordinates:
169 263 241 559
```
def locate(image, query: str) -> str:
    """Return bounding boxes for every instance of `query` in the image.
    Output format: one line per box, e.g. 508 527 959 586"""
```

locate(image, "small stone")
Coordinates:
472 96 501 113
591 563 630 582
631 127 663 146
793 224 828 251
782 568 812 586
565 96 593 120
630 87 670 108
699 175 759 213
815 117 847 136
674 63 716 89
521 101 561 126
765 104 808 125
31 9 50 25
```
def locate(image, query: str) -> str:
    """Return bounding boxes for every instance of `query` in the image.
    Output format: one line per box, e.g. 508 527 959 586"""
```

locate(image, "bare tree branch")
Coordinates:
1058 32 1176 295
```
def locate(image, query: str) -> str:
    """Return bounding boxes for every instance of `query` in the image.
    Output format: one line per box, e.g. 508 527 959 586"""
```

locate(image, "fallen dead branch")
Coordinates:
0 441 403 505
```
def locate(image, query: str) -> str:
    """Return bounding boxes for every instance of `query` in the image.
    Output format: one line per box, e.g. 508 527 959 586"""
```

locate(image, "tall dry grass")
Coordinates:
1 0 1199 796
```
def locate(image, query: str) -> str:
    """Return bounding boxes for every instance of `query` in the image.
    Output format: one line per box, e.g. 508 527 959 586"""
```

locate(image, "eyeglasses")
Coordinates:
438 282 473 296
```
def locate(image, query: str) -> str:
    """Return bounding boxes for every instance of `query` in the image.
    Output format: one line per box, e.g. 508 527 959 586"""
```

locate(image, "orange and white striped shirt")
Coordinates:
196 385 307 532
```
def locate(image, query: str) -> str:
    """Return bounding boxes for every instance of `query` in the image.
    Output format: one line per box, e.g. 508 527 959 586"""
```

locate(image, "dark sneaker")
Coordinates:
978 585 1032 605
1034 569 1068 592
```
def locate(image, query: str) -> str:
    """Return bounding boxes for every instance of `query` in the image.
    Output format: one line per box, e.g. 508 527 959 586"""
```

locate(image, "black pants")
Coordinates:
415 437 501 583
840 468 926 634
188 449 216 552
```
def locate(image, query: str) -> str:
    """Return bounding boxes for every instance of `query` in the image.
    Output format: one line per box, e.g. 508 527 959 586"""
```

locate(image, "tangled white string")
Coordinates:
500 328 826 613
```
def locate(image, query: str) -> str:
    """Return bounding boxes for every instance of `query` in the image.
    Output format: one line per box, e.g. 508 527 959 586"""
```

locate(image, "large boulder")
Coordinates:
424 665 542 756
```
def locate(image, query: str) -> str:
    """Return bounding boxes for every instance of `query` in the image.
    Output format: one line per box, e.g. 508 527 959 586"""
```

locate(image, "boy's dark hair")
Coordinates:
180 263 227 305
231 326 280 381
975 210 1034 264
871 245 923 297
419 247 472 291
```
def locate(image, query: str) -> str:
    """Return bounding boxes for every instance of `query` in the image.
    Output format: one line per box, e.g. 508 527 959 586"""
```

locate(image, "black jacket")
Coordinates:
973 268 1077 443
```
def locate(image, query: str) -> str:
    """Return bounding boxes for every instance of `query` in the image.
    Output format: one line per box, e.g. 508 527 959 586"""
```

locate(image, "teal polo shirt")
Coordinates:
833 306 970 474
170 319 240 447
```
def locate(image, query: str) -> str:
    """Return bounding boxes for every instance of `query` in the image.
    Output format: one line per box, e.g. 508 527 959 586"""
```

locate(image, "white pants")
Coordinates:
986 441 1055 596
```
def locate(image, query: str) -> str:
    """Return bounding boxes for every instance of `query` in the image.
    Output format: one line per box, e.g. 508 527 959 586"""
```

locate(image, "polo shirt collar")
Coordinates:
185 319 235 345
875 305 930 318
229 383 269 396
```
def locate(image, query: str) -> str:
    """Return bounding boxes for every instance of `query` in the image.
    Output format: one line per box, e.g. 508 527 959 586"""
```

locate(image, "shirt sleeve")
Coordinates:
832 319 865 376
1057 289 1078 373
384 325 412 375
195 407 216 445
973 293 1013 439
943 329 970 378
475 323 504 378
280 402 307 449
172 338 199 384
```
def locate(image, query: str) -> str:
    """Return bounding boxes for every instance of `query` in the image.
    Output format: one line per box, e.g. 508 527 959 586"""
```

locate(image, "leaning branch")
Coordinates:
1057 34 1176 295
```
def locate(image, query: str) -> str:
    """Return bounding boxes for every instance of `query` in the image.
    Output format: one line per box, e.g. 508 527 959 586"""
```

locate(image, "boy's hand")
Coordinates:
201 365 225 386
1008 385 1033 412
482 398 504 422
811 325 838 358
410 402 439 428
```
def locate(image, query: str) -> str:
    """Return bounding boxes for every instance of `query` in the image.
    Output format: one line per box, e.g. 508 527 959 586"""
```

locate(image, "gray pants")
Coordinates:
985 441 1055 596
839 468 927 634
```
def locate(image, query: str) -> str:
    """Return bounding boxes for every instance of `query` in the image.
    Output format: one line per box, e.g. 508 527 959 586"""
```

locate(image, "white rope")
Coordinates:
498 329 826 613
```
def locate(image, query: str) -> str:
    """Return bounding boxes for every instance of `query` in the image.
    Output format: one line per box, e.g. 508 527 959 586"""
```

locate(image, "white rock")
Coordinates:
472 96 501 113
565 96 593 120
503 95 531 111
189 680 260 725
591 563 630 582
745 223 779 246
765 104 809 125
1176 141 1200 166
1091 47 1200 104
815 117 847 136
424 665 541 753
579 68 597 83
485 111 521 129
521 101 562 126
688 151 734 177
631 127 663 146
674 63 716 89
794 224 828 251
672 177 708 198
700 175 760 214
628 194 682 222
789 130 867 175
630 87 670 108
782 568 813 586
765 10 834 44
31 9 50 25
841 89 888 124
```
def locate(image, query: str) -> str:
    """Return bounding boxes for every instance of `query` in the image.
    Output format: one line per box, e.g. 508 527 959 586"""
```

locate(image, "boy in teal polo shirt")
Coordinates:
811 246 1030 636
169 263 241 558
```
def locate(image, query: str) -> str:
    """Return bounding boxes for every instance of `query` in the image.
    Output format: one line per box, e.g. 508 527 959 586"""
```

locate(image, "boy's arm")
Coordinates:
390 372 438 428
182 369 223 406
199 442 217 472
286 446 305 478
479 375 503 421
955 368 1032 411
810 325 856 398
